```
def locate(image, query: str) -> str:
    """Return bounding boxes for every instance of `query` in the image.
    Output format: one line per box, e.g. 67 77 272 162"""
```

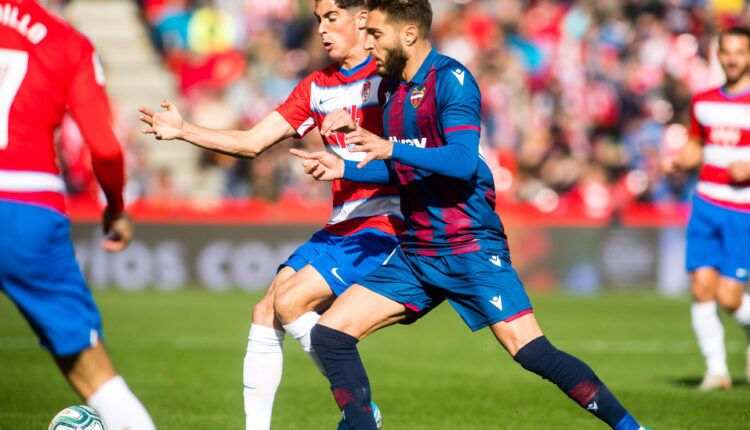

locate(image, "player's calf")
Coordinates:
513 336 646 430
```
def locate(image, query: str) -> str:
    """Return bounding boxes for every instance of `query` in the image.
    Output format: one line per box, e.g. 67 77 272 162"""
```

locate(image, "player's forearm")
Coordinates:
91 150 126 214
391 135 478 180
343 160 394 184
672 138 703 171
178 122 261 158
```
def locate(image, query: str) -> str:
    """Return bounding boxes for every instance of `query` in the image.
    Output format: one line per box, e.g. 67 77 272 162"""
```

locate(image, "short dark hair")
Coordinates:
719 26 750 48
366 0 432 38
315 0 367 10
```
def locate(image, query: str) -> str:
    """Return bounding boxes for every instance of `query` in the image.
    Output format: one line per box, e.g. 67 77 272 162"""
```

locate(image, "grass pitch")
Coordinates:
1 290 749 429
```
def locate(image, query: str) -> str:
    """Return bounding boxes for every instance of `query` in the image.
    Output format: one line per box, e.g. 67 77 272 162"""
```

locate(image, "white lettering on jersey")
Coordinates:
0 4 48 44
389 136 426 148
451 68 465 86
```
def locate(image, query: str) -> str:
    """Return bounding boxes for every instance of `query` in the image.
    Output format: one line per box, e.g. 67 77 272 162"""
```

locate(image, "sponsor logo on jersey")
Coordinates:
362 80 371 102
389 136 426 148
410 86 425 108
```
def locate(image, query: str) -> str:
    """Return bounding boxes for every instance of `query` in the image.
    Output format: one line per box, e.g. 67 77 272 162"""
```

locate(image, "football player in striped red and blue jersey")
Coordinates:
664 26 750 391
140 1 398 429
293 1 649 429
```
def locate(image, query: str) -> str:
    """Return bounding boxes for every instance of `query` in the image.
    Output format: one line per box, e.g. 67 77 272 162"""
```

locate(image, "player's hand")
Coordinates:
728 161 750 182
290 148 344 180
101 210 134 253
320 109 357 137
345 127 394 168
139 100 184 140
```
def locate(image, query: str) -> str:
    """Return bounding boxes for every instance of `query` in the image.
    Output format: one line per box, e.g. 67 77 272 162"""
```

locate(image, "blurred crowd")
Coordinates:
66 0 750 217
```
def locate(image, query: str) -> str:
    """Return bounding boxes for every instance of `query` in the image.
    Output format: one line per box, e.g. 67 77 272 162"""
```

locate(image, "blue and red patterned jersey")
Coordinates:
350 49 507 256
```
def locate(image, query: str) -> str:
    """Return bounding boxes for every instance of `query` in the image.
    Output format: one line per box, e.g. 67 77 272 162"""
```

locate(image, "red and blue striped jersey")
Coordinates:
378 50 507 256
276 57 404 237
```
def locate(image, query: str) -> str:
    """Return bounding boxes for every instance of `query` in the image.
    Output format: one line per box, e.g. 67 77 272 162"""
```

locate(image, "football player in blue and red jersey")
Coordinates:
292 1 649 429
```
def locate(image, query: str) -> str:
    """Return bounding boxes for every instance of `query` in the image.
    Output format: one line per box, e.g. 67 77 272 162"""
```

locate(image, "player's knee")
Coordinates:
252 296 275 326
691 280 716 302
273 282 304 323
716 287 742 312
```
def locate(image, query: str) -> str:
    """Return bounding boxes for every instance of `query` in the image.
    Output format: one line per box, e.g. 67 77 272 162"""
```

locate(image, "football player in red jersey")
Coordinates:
0 0 154 428
139 1 397 428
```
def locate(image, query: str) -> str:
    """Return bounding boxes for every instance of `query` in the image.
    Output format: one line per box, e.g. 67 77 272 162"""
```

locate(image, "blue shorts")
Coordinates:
0 200 102 357
359 247 533 331
686 195 750 282
280 228 401 296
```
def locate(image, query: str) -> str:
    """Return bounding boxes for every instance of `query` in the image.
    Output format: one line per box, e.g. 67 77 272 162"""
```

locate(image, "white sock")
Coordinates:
87 375 155 430
691 301 729 376
732 293 750 340
282 312 325 375
244 324 285 430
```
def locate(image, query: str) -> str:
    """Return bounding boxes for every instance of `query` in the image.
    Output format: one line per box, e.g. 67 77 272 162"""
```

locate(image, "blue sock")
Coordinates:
310 324 377 430
514 336 641 430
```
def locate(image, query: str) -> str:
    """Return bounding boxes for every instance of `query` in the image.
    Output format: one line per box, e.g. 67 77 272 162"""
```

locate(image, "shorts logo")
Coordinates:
489 295 503 311
489 255 502 267
331 268 346 284
410 86 425 108
362 80 372 102
587 401 598 412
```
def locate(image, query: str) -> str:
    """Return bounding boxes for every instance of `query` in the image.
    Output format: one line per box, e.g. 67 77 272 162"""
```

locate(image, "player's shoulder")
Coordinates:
692 87 725 103
431 52 477 89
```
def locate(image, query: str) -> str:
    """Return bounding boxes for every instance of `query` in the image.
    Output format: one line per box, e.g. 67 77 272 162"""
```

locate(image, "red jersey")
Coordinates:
690 87 750 211
276 57 403 236
0 0 124 214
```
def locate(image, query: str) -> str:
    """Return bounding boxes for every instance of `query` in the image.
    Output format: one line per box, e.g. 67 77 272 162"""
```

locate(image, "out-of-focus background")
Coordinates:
46 0 744 294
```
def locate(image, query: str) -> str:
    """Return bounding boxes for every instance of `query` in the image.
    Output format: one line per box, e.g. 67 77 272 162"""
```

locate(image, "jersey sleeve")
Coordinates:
437 64 482 138
688 96 704 141
275 73 316 137
66 36 125 213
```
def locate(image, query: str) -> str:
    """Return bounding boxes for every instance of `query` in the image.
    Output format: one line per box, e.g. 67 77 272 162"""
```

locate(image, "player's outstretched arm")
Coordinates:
139 100 296 159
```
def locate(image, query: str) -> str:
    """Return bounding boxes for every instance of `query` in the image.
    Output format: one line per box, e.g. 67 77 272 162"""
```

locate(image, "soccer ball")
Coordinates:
337 401 383 429
49 405 106 430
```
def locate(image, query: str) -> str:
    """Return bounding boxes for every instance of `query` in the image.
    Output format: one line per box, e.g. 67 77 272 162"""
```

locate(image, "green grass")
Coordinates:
1 291 750 429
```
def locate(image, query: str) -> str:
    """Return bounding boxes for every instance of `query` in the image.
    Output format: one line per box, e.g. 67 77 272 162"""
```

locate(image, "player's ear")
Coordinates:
402 24 418 46
355 9 368 30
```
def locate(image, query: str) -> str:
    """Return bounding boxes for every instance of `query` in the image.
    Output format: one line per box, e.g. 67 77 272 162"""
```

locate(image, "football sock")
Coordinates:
731 293 750 340
283 311 326 375
692 301 729 376
87 375 155 430
311 324 377 430
514 336 640 430
243 324 285 430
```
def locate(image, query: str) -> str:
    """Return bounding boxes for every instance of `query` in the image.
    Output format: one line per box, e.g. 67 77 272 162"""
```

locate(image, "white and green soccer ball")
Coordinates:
49 405 106 430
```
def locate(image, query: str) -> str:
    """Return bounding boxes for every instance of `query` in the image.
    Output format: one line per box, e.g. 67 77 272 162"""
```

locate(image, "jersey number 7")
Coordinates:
0 49 29 150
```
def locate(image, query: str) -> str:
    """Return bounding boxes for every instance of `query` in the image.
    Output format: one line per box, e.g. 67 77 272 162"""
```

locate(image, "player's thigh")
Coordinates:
434 250 533 332
318 284 408 340
685 197 723 275
305 228 401 297
0 202 101 357
273 265 335 324
489 313 544 357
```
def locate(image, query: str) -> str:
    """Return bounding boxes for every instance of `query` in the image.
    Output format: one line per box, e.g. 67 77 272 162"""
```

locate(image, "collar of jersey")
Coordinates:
720 84 750 99
339 56 372 77
405 48 438 85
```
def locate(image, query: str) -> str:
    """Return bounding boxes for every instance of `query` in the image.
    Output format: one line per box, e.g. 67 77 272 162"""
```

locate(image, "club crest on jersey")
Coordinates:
361 81 372 102
410 86 425 108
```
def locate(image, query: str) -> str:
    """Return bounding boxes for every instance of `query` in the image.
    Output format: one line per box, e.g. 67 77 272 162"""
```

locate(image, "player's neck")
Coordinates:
724 74 750 94
341 50 369 71
402 42 433 82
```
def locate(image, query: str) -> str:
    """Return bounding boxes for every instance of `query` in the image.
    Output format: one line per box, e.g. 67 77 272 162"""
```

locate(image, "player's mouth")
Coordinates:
323 41 334 51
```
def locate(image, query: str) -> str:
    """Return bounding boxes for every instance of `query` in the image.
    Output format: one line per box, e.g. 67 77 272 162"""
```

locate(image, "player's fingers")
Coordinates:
138 106 155 116
101 238 127 253
141 127 156 135
289 148 313 159
357 153 375 169
139 114 153 126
